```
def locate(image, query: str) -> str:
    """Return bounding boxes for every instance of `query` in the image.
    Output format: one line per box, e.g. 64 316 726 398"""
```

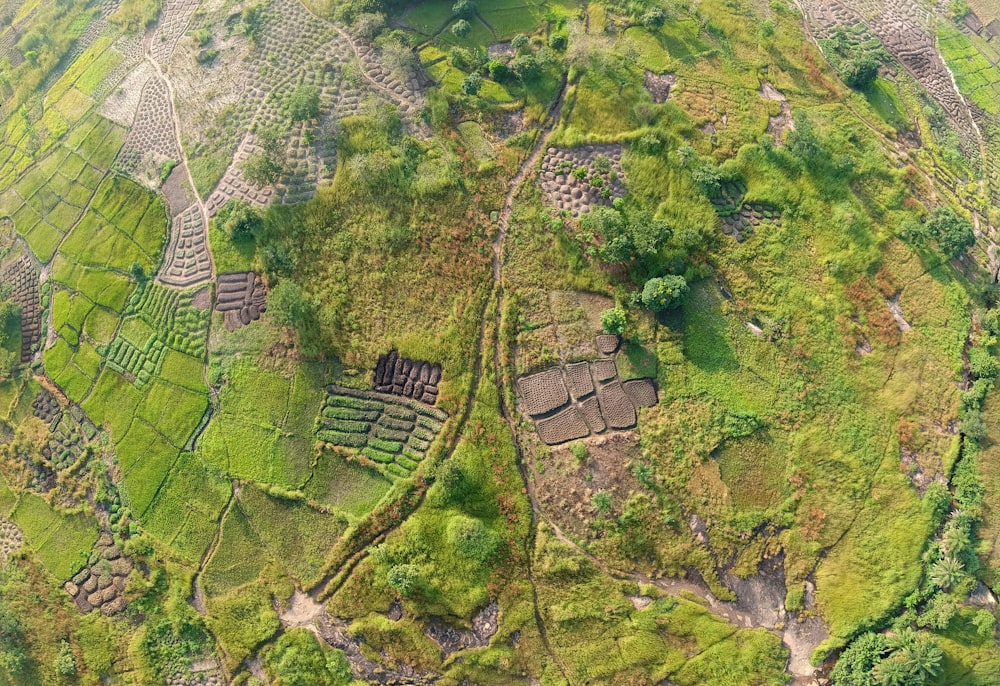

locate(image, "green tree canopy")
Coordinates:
287 85 320 122
925 207 975 258
600 306 627 335
265 629 352 686
641 275 689 312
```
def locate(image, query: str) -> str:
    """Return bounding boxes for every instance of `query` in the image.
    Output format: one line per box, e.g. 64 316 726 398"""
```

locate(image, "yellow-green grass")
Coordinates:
53 88 95 125
135 378 209 449
82 368 144 439
121 432 181 516
74 46 123 96
46 36 114 105
141 452 232 565
480 0 580 39
938 22 1000 115
202 507 268 598
303 449 392 519
11 492 99 580
239 484 349 587
205 584 280 669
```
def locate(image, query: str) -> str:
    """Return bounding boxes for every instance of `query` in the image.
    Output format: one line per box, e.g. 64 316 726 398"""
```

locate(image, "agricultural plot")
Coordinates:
517 335 657 444
372 350 442 405
215 271 267 331
105 280 209 389
116 76 181 188
159 204 212 287
199 361 326 488
538 145 626 217
316 384 447 480
10 491 99 580
0 516 21 564
64 532 133 616
0 253 40 361
710 179 783 242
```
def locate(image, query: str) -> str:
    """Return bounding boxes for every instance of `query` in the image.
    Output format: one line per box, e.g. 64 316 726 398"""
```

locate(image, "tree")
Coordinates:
829 632 888 686
352 12 385 39
487 59 510 81
54 640 76 676
216 199 261 239
242 151 282 188
840 53 881 90
601 306 626 335
787 111 823 166
268 280 311 328
511 54 540 81
287 85 320 122
511 33 529 53
461 72 482 96
972 609 996 638
641 8 666 28
899 635 943 682
452 19 471 37
925 207 975 258
265 628 352 686
641 275 688 311
929 556 965 589
0 599 26 676
0 300 19 380
548 32 567 51
452 0 475 18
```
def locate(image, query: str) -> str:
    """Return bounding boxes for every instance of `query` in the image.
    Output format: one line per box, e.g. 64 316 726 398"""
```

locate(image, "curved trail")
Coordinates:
488 75 573 683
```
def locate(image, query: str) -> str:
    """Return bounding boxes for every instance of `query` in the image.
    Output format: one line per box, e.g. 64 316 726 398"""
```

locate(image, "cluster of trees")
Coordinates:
263 629 352 686
900 207 976 260
577 203 690 334
820 27 888 91
830 629 943 686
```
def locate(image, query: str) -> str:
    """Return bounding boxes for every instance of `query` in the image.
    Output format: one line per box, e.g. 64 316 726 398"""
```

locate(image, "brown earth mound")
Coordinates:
536 406 590 445
623 379 658 408
518 368 570 416
597 382 636 429
564 361 594 400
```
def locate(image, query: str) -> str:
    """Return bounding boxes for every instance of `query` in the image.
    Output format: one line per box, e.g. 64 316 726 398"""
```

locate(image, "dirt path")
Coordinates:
489 76 572 683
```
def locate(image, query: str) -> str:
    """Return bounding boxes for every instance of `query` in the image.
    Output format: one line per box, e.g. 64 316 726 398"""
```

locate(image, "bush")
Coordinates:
601 306 627 335
452 0 475 18
242 151 282 188
216 199 262 239
265 629 352 686
268 280 312 328
387 563 420 595
487 59 510 81
446 515 498 562
461 72 483 96
640 275 688 312
641 8 666 28
452 19 471 37
548 32 567 51
287 85 320 122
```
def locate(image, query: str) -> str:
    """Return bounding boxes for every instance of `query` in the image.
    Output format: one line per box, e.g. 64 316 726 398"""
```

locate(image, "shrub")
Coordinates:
641 8 666 28
242 151 282 188
600 306 627 335
487 59 510 81
548 32 567 50
216 199 262 239
287 85 320 122
452 19 471 38
387 563 420 595
265 629 352 686
461 72 483 96
512 54 540 81
511 34 529 53
640 275 689 311
446 515 498 562
452 0 475 18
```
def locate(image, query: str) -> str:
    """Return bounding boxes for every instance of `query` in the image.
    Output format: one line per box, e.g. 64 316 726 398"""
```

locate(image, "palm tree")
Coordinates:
901 636 944 681
929 556 964 589
874 656 911 686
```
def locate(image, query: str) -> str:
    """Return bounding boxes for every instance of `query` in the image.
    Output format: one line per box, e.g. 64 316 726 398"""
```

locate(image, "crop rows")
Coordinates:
106 282 208 388
316 385 446 480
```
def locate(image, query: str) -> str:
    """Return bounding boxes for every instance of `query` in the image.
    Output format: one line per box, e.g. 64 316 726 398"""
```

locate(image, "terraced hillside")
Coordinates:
0 0 1000 684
